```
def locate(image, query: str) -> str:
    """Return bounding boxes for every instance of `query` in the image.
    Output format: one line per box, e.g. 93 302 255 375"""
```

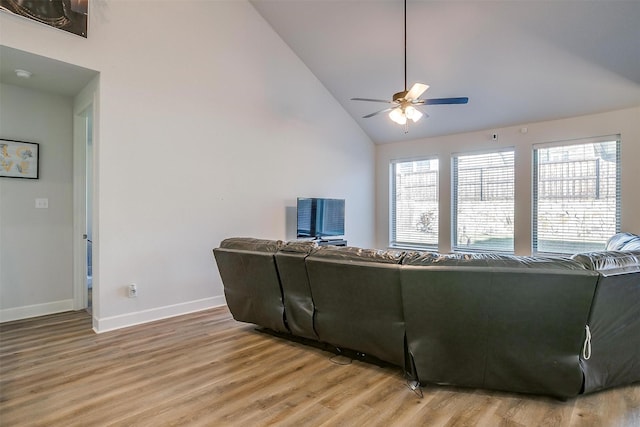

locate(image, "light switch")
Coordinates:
35 198 49 209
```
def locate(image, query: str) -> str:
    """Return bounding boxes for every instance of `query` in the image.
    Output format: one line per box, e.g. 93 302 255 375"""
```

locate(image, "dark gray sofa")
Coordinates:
213 233 640 398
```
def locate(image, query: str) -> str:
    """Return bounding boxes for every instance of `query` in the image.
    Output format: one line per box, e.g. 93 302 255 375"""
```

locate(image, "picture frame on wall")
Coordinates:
0 139 40 179
0 0 88 38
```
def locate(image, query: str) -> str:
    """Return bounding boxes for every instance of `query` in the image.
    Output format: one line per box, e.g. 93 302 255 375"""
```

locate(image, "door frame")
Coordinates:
72 77 99 314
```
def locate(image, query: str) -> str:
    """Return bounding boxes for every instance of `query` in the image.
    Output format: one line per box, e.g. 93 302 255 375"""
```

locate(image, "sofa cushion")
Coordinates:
274 241 319 340
403 251 585 270
400 251 598 398
305 246 406 366
605 232 640 251
576 256 640 393
310 245 406 264
278 240 318 253
214 238 287 333
572 250 640 276
219 237 284 252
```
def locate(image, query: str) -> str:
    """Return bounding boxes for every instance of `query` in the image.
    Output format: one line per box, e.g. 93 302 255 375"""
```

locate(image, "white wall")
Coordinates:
0 1 374 331
0 84 74 321
376 107 640 254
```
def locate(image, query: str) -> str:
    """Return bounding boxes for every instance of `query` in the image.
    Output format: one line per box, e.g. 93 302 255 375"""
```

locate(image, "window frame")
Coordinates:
451 148 515 254
532 135 621 255
389 157 439 250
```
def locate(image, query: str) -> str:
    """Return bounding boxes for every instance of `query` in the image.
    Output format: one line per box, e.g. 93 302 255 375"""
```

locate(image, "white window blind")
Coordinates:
452 150 514 252
390 158 439 248
533 136 620 254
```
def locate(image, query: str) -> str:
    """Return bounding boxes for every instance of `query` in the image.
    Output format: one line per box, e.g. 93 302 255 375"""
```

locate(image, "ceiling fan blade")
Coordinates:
420 97 469 105
363 107 395 118
351 97 393 103
405 83 429 100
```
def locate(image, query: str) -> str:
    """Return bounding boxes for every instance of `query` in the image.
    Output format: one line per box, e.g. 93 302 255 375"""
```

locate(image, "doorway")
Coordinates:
85 110 93 312
73 79 98 317
0 46 98 322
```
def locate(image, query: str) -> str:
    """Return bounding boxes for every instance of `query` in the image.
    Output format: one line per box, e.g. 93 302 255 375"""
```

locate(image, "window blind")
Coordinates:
452 150 515 252
390 158 439 248
533 136 620 254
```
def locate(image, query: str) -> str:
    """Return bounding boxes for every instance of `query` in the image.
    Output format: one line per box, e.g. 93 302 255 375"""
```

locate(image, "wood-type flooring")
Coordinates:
1 307 638 426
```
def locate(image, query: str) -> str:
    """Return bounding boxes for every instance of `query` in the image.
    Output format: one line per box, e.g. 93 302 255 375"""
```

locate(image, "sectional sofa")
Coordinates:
213 233 640 399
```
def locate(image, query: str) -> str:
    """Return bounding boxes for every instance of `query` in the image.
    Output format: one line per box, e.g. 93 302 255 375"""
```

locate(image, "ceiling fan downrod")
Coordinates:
404 0 407 94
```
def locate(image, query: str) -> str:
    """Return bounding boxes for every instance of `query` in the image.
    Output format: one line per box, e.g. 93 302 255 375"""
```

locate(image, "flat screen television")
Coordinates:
297 197 345 239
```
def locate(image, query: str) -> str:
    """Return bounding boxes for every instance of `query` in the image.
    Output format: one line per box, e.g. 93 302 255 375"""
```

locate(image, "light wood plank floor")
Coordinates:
1 307 639 426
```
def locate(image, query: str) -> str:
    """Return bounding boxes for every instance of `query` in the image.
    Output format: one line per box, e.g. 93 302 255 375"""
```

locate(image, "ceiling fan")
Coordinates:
351 0 469 132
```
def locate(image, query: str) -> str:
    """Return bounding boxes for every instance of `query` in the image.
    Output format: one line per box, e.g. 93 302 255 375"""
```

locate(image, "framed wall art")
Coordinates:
0 0 88 38
0 139 39 179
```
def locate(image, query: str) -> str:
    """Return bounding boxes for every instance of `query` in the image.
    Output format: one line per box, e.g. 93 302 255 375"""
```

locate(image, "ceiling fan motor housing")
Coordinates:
393 91 408 102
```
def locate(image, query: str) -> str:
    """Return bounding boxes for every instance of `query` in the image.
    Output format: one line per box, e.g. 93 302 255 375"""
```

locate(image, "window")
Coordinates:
452 150 515 252
390 158 438 248
533 136 620 254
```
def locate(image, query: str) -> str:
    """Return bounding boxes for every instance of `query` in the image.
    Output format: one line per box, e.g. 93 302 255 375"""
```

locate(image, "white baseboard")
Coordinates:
92 296 226 333
0 299 75 323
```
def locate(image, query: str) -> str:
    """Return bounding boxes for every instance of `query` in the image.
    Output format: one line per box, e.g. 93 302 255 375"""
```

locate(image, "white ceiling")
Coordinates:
2 1 638 145
251 0 640 144
0 45 97 97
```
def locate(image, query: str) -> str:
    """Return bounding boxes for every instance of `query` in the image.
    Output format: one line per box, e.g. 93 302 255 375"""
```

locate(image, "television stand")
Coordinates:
316 239 347 247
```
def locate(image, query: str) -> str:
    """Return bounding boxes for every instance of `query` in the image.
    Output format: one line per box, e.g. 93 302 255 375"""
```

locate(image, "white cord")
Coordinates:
582 325 592 360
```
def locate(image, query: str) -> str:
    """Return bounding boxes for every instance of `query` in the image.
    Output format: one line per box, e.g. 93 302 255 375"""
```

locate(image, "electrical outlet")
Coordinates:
128 283 137 298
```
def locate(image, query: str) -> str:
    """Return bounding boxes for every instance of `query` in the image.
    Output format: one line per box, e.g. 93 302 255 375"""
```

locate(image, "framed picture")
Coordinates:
0 0 88 38
0 139 39 179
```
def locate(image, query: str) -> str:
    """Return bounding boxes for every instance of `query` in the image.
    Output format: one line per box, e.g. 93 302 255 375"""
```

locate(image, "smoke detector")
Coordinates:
15 69 32 79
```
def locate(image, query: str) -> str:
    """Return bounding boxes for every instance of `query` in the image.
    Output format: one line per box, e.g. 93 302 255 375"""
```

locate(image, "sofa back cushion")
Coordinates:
305 246 406 366
570 248 640 393
400 253 599 398
274 240 319 339
213 238 288 333
402 251 584 269
572 250 640 276
605 232 640 251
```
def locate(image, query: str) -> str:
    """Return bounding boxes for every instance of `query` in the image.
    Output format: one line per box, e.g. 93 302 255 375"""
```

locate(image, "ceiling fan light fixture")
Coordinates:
389 108 407 125
389 105 423 125
405 106 423 122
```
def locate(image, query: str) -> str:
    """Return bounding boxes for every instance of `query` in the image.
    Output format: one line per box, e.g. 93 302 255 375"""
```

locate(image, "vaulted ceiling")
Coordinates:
251 0 640 144
2 1 638 146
